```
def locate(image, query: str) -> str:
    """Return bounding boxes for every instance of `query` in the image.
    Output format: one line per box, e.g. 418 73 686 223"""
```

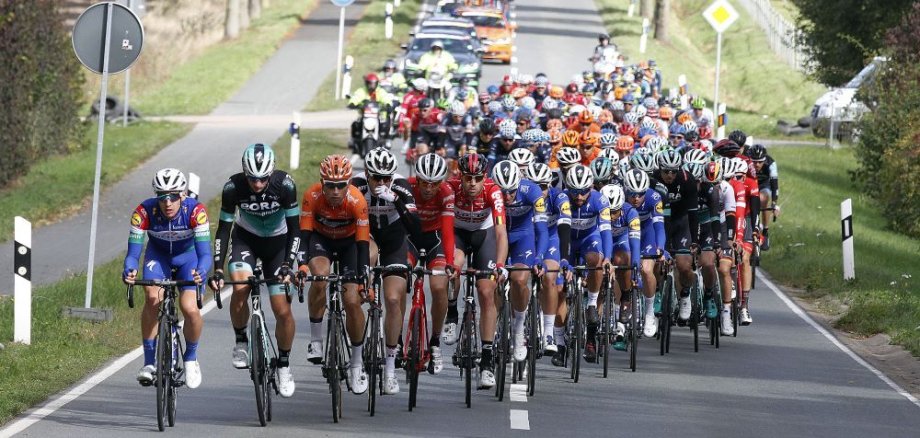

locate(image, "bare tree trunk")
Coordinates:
249 0 261 20
240 0 251 30
263 0 270 8
225 0 240 39
654 0 669 42
640 0 655 20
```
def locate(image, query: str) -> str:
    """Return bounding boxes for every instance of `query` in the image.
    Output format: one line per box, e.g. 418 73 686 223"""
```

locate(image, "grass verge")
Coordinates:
128 0 318 116
762 145 920 355
0 129 346 426
0 122 192 244
594 0 825 140
305 0 421 111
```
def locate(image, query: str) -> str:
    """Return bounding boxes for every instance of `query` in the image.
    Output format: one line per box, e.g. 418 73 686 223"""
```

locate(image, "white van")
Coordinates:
810 56 887 139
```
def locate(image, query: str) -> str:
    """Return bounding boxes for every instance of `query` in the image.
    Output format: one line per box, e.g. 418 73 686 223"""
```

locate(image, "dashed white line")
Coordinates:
510 409 530 430
510 383 527 402
758 272 920 408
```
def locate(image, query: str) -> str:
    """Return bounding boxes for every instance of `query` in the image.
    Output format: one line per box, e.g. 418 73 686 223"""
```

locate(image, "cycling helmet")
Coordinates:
635 105 647 118
598 33 610 42
683 148 709 166
562 130 581 147
152 168 187 193
719 157 736 180
616 135 635 152
458 153 488 176
535 75 549 87
478 91 492 104
501 95 516 112
418 98 434 109
415 153 448 182
242 143 276 178
713 139 741 157
685 162 705 180
431 40 444 50
600 184 625 210
731 157 748 175
509 147 536 168
610 100 625 111
623 169 650 193
492 160 522 191
647 136 670 152
320 154 352 181
549 86 564 99
684 130 699 143
670 124 687 137
556 147 582 168
449 100 467 116
748 144 767 161
582 83 597 95
599 147 619 162
547 128 563 144
590 157 615 182
580 130 600 147
658 106 674 121
564 164 594 190
728 130 747 148
682 120 698 134
365 148 398 176
487 101 503 114
578 109 595 124
624 112 639 125
411 78 429 92
479 118 497 135
691 96 706 110
499 119 517 139
522 129 543 143
520 96 537 110
643 97 658 109
704 160 723 184
383 59 397 71
526 162 553 184
630 150 656 172
519 74 534 86
619 156 632 175
656 149 682 170
542 98 558 111
640 117 658 132
600 132 617 147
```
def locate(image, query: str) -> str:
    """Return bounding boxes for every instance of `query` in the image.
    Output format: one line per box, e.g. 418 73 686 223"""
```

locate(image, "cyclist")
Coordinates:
379 59 407 95
408 153 456 375
558 164 613 364
747 144 778 251
600 183 640 351
590 155 616 190
685 149 722 322
525 162 572 354
707 160 737 336
352 149 421 395
623 169 666 338
492 160 549 363
299 155 371 395
406 98 444 157
124 168 211 389
208 144 299 397
444 153 508 389
467 118 499 157
487 119 521 170
442 101 474 161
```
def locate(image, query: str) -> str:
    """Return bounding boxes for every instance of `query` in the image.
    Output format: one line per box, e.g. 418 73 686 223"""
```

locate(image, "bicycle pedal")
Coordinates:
138 380 154 387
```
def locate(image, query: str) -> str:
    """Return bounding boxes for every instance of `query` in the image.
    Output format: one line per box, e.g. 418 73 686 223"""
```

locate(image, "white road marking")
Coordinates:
510 409 530 430
758 272 920 408
510 383 527 402
0 289 232 438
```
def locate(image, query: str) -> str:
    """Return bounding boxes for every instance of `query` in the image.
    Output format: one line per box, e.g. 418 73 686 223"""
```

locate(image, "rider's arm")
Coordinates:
124 204 148 275
347 89 367 109
213 180 237 272
190 202 213 276
532 189 549 264
491 186 509 266
651 192 666 252
627 211 641 268
556 192 573 261
281 175 301 268
441 194 457 268
685 176 700 246
769 160 779 201
599 204 614 260
299 184 317 263
746 177 761 230
353 190 372 276
392 179 423 241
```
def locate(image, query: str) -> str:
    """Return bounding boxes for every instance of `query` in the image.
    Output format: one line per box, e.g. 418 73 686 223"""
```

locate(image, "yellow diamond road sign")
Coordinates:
703 0 739 33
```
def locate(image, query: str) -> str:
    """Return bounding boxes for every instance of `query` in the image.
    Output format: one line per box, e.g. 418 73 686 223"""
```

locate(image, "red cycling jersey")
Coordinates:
409 177 456 266
446 177 506 231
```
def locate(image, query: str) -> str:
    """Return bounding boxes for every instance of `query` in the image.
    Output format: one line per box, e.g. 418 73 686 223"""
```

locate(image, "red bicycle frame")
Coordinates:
404 269 431 372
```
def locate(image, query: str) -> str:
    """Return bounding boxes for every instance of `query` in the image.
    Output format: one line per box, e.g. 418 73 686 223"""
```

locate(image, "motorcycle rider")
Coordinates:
348 73 394 156
379 59 408 96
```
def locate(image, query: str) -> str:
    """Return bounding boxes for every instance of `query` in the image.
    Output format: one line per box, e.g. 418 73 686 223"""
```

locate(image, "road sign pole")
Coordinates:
85 3 116 309
334 6 346 100
713 31 722 121
122 0 132 127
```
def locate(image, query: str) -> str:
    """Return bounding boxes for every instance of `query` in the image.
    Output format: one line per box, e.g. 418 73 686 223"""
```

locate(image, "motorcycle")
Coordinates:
351 101 392 159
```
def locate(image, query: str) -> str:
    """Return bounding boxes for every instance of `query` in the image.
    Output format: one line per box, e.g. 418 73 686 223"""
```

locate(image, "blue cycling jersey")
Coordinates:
505 179 549 263
611 204 642 267
544 186 572 231
566 189 613 259
124 197 213 277
632 188 666 255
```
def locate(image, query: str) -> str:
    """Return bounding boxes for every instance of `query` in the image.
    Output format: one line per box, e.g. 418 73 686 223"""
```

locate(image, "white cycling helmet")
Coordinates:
242 143 275 178
556 147 582 168
411 77 429 92
492 160 522 191
600 183 625 210
656 149 682 170
520 96 537 110
526 162 553 184
499 119 517 139
720 157 736 180
683 148 709 166
415 153 448 182
509 148 535 168
449 100 467 116
623 169 650 193
599 147 619 162
564 164 594 190
682 120 699 134
590 157 615 182
365 148 398 176
624 112 639 125
731 157 749 175
630 150 656 172
635 104 647 118
152 168 187 193
619 156 632 175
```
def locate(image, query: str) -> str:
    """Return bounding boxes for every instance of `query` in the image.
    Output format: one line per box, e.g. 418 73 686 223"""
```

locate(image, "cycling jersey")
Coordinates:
566 190 613 260
409 177 456 267
655 170 700 251
579 147 600 166
300 183 370 241
632 188 666 257
487 141 522 168
755 155 779 200
543 186 572 262
610 204 641 267
351 173 421 269
696 181 721 250
213 171 300 272
124 197 212 283
505 179 549 265
446 177 506 231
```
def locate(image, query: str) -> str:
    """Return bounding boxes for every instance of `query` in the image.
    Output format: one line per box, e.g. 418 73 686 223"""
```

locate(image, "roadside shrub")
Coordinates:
0 0 84 188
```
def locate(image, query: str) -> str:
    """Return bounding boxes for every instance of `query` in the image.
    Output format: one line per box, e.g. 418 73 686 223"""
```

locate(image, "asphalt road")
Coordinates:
3 0 919 437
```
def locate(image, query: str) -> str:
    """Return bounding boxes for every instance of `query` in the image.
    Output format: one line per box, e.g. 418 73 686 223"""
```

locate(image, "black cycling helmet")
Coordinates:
728 130 747 148
458 153 488 176
383 59 397 71
418 98 433 109
747 144 767 161
479 118 497 135
598 33 610 42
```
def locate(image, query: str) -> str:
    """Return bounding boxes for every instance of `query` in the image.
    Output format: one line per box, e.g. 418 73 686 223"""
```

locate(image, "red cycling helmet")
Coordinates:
458 153 488 176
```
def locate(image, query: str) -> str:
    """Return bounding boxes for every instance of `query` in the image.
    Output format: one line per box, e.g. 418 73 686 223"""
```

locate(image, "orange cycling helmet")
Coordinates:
615 135 635 152
578 109 594 124
677 112 693 125
659 106 674 121
548 128 563 144
549 85 564 99
546 118 564 131
320 154 353 181
579 131 599 147
562 130 580 147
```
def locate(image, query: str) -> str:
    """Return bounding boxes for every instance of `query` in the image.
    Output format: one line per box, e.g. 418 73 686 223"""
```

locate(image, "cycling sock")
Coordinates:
278 349 291 368
587 291 599 307
723 303 731 312
741 290 750 308
385 346 398 377
310 319 323 342
542 314 555 339
447 300 459 320
680 287 691 298
480 342 493 368
351 343 364 368
233 326 248 344
429 335 440 348
614 306 620 322
513 310 526 336
183 341 199 362
142 339 156 366
645 297 656 315
554 326 565 345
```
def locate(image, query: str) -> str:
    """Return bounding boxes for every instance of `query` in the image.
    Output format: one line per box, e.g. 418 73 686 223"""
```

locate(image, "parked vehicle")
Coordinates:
810 56 887 139
456 7 515 64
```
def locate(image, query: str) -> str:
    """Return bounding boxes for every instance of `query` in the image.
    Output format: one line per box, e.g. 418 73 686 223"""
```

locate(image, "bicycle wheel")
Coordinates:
155 319 170 432
252 316 268 426
167 332 180 428
572 288 583 383
659 277 672 356
408 307 421 411
629 289 639 372
526 298 538 396
365 306 380 416
461 307 474 408
665 277 674 354
732 297 740 338
602 287 612 378
326 315 341 423
495 300 510 401
691 287 700 353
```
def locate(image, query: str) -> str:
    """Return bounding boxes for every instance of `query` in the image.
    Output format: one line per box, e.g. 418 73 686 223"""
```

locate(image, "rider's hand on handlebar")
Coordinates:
602 258 613 272
277 264 293 284
495 264 508 283
446 264 459 280
123 269 137 285
191 269 203 285
532 262 545 278
208 270 225 292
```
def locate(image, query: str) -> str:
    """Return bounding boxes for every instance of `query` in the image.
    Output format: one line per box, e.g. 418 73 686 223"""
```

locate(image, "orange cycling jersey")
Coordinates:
300 183 370 241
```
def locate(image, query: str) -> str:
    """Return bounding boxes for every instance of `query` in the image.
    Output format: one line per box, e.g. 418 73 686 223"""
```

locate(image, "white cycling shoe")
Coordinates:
740 308 753 325
441 322 459 345
231 343 249 369
478 368 495 389
277 366 295 398
306 341 323 365
348 366 369 395
383 375 400 395
430 346 444 374
513 333 527 362
720 310 735 336
643 314 659 338
184 360 202 389
679 296 692 321
136 364 155 384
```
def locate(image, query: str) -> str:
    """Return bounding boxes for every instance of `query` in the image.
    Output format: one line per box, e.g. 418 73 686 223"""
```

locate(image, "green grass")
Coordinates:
762 146 920 355
131 0 318 115
0 129 345 426
595 0 825 139
305 0 421 111
0 122 192 245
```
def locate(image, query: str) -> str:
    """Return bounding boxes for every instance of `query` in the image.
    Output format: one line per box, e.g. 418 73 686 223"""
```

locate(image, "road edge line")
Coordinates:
757 271 920 409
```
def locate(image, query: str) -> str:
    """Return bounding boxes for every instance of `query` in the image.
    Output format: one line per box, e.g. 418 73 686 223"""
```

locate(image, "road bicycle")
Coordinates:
127 277 212 432
513 271 544 396
363 266 385 417
597 265 632 377
452 253 487 408
404 249 447 411
656 258 676 356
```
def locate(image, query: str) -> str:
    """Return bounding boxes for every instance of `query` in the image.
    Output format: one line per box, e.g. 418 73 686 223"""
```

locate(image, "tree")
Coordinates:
240 0 250 30
640 0 654 20
249 0 261 20
654 0 669 42
225 0 240 39
793 0 913 86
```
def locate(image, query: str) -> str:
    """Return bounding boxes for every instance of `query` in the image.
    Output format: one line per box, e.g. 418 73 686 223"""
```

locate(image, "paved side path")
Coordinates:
0 1 370 295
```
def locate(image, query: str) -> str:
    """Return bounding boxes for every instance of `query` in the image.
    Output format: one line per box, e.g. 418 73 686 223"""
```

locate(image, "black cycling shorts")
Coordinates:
699 220 715 251
408 230 447 269
228 227 287 295
308 233 360 284
454 227 497 273
666 215 692 254
372 227 409 278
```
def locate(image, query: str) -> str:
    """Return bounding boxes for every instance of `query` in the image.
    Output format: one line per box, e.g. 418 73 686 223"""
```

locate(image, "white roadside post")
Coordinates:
702 0 739 122
395 0 400 8
188 172 201 200
628 0 636 17
14 217 31 345
841 198 855 281
332 0 356 101
678 74 689 109
717 102 727 139
290 112 302 170
385 3 394 40
639 17 649 54
342 55 354 100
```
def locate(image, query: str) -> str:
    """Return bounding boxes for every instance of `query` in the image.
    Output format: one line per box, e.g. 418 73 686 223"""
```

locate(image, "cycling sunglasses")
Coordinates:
156 192 182 202
569 188 591 196
538 182 550 190
661 169 678 175
370 174 392 183
501 137 516 142
461 174 485 183
247 175 269 183
501 188 517 195
626 191 645 198
323 180 349 190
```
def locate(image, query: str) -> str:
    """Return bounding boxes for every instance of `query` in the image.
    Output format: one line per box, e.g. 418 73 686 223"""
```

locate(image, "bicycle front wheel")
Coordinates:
155 320 170 432
408 307 421 411
526 300 538 396
252 316 268 427
691 288 700 353
629 289 639 372
167 333 179 427
365 306 381 416
602 288 612 378
572 290 584 383
461 309 474 408
326 315 342 423
495 301 510 401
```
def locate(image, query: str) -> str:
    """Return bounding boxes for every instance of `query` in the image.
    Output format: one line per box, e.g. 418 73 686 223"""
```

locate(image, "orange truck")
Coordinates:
457 8 515 64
